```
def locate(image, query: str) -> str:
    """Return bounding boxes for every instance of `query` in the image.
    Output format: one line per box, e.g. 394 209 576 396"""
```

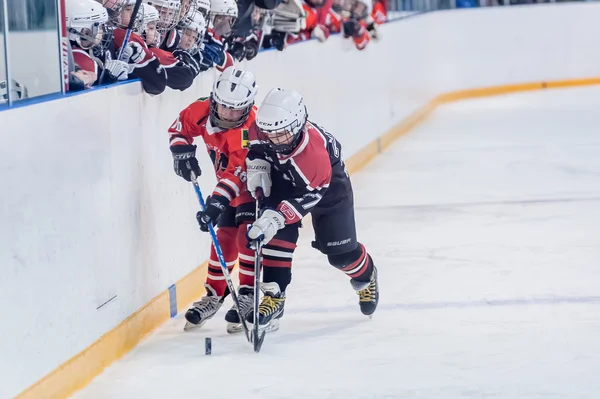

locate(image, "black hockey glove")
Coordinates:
170 144 201 182
343 18 361 38
244 34 260 61
172 49 201 77
196 195 228 232
226 37 247 61
265 31 287 52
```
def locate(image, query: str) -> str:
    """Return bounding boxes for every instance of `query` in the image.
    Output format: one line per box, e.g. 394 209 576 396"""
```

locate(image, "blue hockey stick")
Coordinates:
190 172 251 342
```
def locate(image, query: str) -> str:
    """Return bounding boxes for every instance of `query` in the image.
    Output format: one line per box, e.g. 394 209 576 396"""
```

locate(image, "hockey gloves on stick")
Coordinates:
171 144 201 182
246 209 285 248
246 158 272 198
196 195 228 232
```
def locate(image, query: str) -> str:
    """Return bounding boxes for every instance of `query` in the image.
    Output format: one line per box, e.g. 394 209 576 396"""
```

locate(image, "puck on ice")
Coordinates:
205 337 212 355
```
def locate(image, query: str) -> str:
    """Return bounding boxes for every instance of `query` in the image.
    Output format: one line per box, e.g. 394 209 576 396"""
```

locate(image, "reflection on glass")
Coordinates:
0 0 9 108
6 0 62 101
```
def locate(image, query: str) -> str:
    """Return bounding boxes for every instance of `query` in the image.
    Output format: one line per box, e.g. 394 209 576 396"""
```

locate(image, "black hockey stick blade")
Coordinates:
253 330 266 353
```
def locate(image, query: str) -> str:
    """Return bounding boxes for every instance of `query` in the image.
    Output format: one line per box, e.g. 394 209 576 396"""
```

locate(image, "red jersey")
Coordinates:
371 1 387 24
168 98 254 207
112 29 157 66
71 46 98 75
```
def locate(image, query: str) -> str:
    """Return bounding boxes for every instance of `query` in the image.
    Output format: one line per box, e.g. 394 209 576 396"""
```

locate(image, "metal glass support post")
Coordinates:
1 0 11 106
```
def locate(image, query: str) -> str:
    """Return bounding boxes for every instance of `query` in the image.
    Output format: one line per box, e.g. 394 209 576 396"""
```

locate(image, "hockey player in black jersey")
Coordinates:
244 88 379 331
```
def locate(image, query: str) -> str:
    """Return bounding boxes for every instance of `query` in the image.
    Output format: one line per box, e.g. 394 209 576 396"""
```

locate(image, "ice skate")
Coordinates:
183 284 224 331
224 285 254 334
350 265 379 317
246 282 285 334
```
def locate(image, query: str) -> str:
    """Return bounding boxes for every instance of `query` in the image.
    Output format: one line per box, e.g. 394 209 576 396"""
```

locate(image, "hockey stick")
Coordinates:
190 172 252 342
252 188 267 352
98 0 143 85
117 0 144 62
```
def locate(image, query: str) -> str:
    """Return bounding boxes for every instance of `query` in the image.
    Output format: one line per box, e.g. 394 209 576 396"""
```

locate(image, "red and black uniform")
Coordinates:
149 47 197 91
112 29 167 95
247 121 375 292
168 98 257 296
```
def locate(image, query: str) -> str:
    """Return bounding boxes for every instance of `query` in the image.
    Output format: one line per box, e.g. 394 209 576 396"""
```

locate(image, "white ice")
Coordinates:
72 86 600 399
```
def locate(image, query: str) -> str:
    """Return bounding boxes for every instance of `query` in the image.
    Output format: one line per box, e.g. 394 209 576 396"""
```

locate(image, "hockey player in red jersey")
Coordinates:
341 0 372 50
244 88 380 331
167 67 260 332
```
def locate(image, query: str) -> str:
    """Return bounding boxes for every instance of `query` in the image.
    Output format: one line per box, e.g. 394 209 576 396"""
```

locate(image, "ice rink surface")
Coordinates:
72 86 600 399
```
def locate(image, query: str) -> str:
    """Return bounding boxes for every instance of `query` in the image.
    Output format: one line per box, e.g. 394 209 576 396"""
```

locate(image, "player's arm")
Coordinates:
342 17 370 50
276 155 332 224
196 146 249 233
167 101 207 181
212 147 249 206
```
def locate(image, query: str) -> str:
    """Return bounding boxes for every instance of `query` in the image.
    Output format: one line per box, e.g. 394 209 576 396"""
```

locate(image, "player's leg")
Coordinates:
184 206 238 329
246 223 300 331
224 201 258 332
312 202 379 316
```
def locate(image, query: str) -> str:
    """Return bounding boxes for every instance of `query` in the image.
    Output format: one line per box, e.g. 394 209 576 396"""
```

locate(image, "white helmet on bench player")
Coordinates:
210 67 258 129
209 0 237 37
136 3 161 46
66 0 109 49
178 12 207 54
254 88 308 153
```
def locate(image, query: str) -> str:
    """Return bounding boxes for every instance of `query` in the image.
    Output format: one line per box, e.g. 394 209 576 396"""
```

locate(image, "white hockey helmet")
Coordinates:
350 0 372 19
196 0 211 19
146 0 181 34
135 3 161 45
254 88 308 153
209 0 237 37
210 67 258 129
67 0 109 49
178 12 207 53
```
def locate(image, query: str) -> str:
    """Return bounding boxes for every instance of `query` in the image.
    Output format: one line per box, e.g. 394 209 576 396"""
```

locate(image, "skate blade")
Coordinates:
247 319 280 335
226 322 245 334
183 319 209 332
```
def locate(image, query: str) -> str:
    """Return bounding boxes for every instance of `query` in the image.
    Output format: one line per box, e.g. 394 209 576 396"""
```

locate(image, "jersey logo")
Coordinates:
170 116 182 132
241 129 249 148
279 202 297 222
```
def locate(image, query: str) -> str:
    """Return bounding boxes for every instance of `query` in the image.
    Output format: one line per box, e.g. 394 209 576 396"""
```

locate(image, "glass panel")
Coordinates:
6 0 62 102
0 0 9 109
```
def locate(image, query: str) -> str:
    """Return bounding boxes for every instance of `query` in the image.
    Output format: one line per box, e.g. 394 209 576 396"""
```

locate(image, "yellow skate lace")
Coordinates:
358 283 375 303
259 295 284 316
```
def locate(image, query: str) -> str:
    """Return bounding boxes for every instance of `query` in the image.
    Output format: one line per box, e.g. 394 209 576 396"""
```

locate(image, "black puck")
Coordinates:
205 337 212 355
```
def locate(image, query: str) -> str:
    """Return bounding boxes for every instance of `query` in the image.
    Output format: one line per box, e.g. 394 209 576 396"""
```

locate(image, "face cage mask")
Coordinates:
178 29 201 55
212 14 237 38
157 7 181 36
255 125 305 154
142 24 162 47
209 95 253 129
71 23 107 50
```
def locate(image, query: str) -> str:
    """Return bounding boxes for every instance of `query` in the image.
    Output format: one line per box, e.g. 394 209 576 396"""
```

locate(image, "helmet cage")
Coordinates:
69 22 108 49
254 119 306 154
209 94 253 129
